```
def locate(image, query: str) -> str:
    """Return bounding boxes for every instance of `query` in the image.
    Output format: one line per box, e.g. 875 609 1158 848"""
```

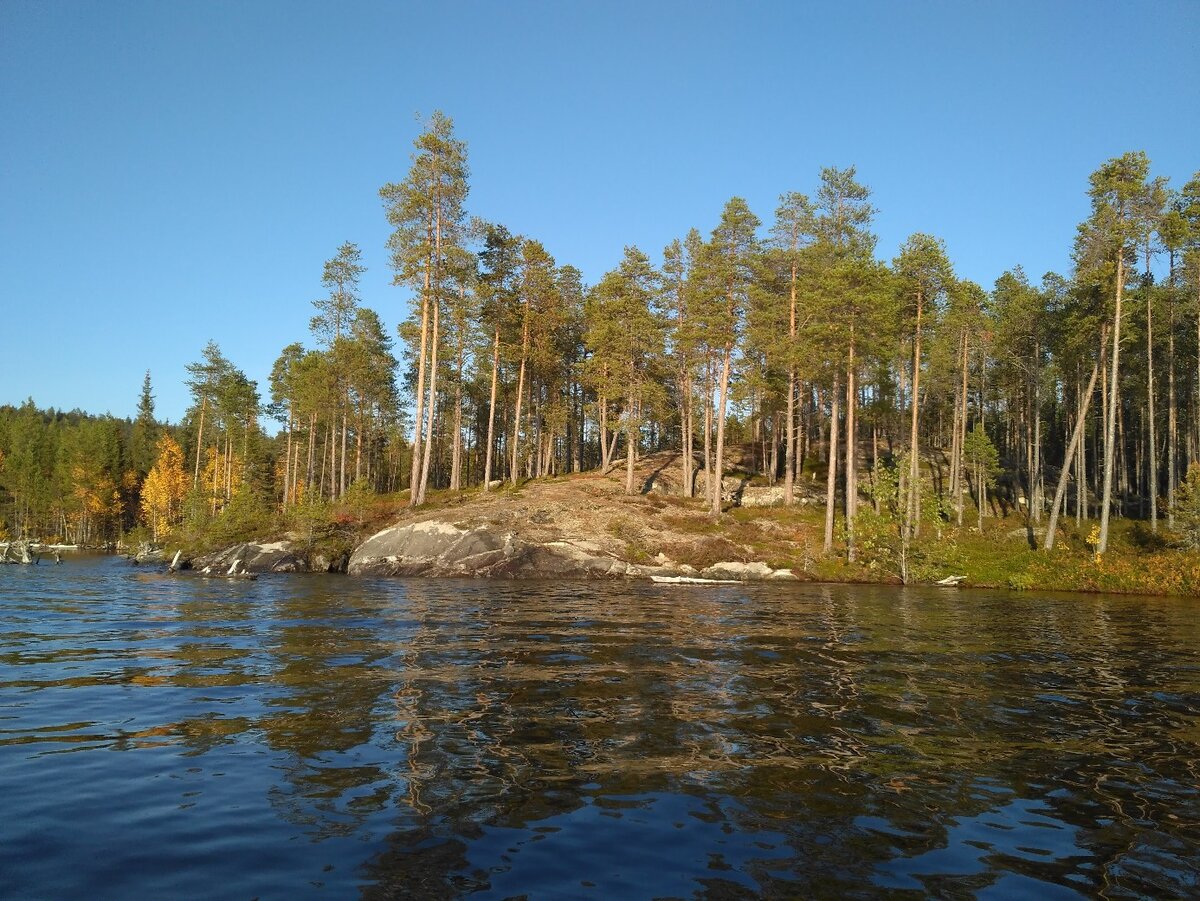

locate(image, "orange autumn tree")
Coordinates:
141 435 188 542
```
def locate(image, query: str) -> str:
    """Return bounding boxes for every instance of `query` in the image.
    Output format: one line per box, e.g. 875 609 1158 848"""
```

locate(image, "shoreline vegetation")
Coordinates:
1 113 1199 595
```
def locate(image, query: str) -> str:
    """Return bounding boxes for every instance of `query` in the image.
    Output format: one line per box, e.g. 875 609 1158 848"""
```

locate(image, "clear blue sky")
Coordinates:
2 0 1197 423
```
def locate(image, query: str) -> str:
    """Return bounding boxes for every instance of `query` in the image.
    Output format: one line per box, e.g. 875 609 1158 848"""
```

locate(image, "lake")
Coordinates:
1 555 1198 898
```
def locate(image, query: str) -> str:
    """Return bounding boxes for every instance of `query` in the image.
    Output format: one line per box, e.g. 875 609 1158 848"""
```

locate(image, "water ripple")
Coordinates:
1 557 1198 897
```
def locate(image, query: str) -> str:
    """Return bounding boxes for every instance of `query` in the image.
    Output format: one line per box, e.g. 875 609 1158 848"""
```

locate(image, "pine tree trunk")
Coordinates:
625 395 637 495
417 202 444 502
1195 269 1200 468
785 258 798 504
1045 328 1105 550
949 335 962 512
193 397 207 488
451 362 464 492
510 304 530 486
703 362 714 505
319 423 329 499
784 368 796 505
769 412 780 487
906 291 924 539
845 333 857 561
329 407 338 499
577 382 586 473
1076 379 1085 525
417 298 440 504
1033 356 1043 523
409 266 431 506
306 412 316 495
711 345 733 517
293 440 302 503
599 394 610 472
283 408 293 509
1168 301 1177 529
483 328 500 490
340 410 348 498
1147 291 1158 531
211 437 222 514
1119 392 1129 512
355 407 363 484
682 372 694 498
1099 255 1125 554
799 383 809 481
956 330 970 526
824 372 841 554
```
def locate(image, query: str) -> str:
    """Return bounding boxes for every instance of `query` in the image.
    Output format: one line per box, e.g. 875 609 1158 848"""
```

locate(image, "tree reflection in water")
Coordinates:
2 561 1198 898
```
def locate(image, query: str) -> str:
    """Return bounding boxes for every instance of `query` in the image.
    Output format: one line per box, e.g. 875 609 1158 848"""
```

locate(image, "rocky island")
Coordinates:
189 451 804 582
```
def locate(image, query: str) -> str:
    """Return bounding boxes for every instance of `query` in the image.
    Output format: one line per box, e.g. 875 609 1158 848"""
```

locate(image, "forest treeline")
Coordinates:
2 112 1199 560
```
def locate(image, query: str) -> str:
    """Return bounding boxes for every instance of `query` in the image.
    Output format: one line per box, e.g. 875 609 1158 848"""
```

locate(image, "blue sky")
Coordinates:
2 0 1197 422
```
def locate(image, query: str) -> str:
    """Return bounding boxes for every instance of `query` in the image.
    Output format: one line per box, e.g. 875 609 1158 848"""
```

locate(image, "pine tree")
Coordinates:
311 241 364 499
704 198 760 516
1075 152 1155 554
894 234 953 541
768 192 815 506
813 167 878 557
380 111 469 506
584 247 666 494
476 222 524 490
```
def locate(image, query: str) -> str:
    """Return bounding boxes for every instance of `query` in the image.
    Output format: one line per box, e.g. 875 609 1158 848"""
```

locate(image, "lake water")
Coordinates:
1 556 1198 898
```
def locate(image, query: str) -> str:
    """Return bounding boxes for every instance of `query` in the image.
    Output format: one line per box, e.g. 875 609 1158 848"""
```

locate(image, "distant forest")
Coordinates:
1 112 1198 558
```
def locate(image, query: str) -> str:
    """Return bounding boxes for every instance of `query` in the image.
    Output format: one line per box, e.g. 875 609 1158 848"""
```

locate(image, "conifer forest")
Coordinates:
3 113 1200 570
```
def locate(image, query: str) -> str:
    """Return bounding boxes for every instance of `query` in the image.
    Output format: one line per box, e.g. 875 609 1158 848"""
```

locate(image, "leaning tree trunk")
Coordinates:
1045 326 1106 550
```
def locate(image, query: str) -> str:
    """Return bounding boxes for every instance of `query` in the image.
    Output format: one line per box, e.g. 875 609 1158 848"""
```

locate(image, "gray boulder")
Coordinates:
192 540 308 574
350 520 639 578
701 560 776 580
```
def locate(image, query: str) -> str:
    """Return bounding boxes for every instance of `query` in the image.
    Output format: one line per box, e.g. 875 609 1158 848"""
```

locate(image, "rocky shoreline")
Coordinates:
346 519 796 581
175 452 810 583
185 519 798 583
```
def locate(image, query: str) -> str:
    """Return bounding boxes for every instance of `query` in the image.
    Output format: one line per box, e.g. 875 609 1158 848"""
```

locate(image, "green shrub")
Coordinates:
1173 465 1200 549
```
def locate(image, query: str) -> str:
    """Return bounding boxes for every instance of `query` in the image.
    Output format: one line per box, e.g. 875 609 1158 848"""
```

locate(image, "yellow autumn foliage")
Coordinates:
141 435 188 541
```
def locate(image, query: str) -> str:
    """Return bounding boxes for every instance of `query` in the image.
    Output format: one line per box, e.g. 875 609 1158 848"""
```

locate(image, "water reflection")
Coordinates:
1 557 1198 897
